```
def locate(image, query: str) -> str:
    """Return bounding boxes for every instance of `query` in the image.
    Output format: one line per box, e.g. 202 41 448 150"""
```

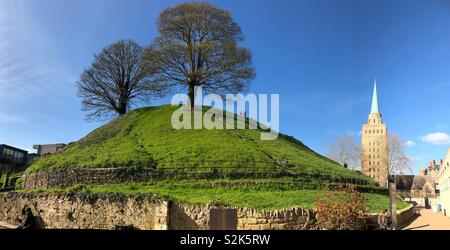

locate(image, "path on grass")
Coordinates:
402 208 450 230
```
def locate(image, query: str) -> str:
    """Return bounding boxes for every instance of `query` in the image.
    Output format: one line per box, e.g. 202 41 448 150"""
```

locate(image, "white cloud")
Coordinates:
405 140 415 147
420 132 450 145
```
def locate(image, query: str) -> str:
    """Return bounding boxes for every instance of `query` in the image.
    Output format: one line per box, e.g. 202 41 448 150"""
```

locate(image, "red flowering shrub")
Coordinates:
316 184 368 230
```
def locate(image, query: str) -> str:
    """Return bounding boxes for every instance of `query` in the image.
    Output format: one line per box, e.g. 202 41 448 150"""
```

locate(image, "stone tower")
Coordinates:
361 80 388 187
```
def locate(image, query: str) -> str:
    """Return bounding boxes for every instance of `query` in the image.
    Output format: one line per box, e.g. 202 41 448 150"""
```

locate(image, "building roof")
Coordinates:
393 175 435 190
371 79 379 114
0 144 28 153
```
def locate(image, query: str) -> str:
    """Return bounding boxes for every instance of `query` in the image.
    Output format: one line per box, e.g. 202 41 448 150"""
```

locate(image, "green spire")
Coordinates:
371 79 379 114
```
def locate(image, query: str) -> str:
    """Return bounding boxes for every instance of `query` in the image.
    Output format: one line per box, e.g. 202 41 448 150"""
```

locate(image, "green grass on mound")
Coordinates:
26 105 374 184
20 180 407 213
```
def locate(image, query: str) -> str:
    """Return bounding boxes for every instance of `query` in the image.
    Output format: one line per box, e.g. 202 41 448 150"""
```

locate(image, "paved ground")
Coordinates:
0 221 18 229
402 208 450 230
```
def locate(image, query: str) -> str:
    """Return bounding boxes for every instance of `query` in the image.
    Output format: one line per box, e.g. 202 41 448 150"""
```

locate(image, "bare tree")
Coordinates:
326 135 361 170
387 134 412 175
142 2 256 109
77 40 165 120
326 133 412 174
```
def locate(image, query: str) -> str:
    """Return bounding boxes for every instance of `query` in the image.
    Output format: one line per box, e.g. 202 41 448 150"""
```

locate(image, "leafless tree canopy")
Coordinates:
387 134 412 175
142 2 256 108
77 40 165 120
326 133 412 174
325 135 361 170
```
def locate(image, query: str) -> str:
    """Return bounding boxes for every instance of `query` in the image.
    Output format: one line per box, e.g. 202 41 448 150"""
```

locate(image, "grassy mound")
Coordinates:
21 104 401 211
27 105 372 182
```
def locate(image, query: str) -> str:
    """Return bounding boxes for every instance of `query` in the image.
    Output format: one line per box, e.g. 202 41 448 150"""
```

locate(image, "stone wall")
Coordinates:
1 192 411 230
0 193 318 230
22 168 380 191
396 205 414 227
366 204 415 229
0 192 168 229
22 167 154 190
168 202 318 230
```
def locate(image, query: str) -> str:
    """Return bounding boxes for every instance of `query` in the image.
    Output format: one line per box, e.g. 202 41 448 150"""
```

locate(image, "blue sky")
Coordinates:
1 0 450 174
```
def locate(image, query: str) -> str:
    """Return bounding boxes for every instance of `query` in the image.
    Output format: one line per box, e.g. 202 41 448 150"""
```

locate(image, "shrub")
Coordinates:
316 184 368 230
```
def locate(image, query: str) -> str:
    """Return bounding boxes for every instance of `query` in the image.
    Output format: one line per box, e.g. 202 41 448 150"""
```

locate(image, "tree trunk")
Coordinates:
117 97 128 116
188 84 195 110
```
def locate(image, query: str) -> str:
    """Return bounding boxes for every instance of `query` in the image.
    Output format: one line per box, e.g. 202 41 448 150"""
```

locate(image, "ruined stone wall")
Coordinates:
22 168 380 191
22 167 154 190
168 202 318 230
0 192 168 229
1 193 319 230
1 193 412 230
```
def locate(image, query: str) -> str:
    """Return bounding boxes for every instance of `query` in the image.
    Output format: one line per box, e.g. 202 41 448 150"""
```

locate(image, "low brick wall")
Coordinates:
366 204 415 229
168 202 318 230
396 205 414 227
0 192 168 229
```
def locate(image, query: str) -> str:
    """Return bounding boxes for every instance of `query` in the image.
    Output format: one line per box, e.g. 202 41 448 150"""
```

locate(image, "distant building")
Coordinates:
0 144 31 190
361 80 388 187
0 144 28 173
419 160 441 179
1 143 65 190
438 148 450 216
393 160 441 208
393 175 437 203
33 143 66 156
